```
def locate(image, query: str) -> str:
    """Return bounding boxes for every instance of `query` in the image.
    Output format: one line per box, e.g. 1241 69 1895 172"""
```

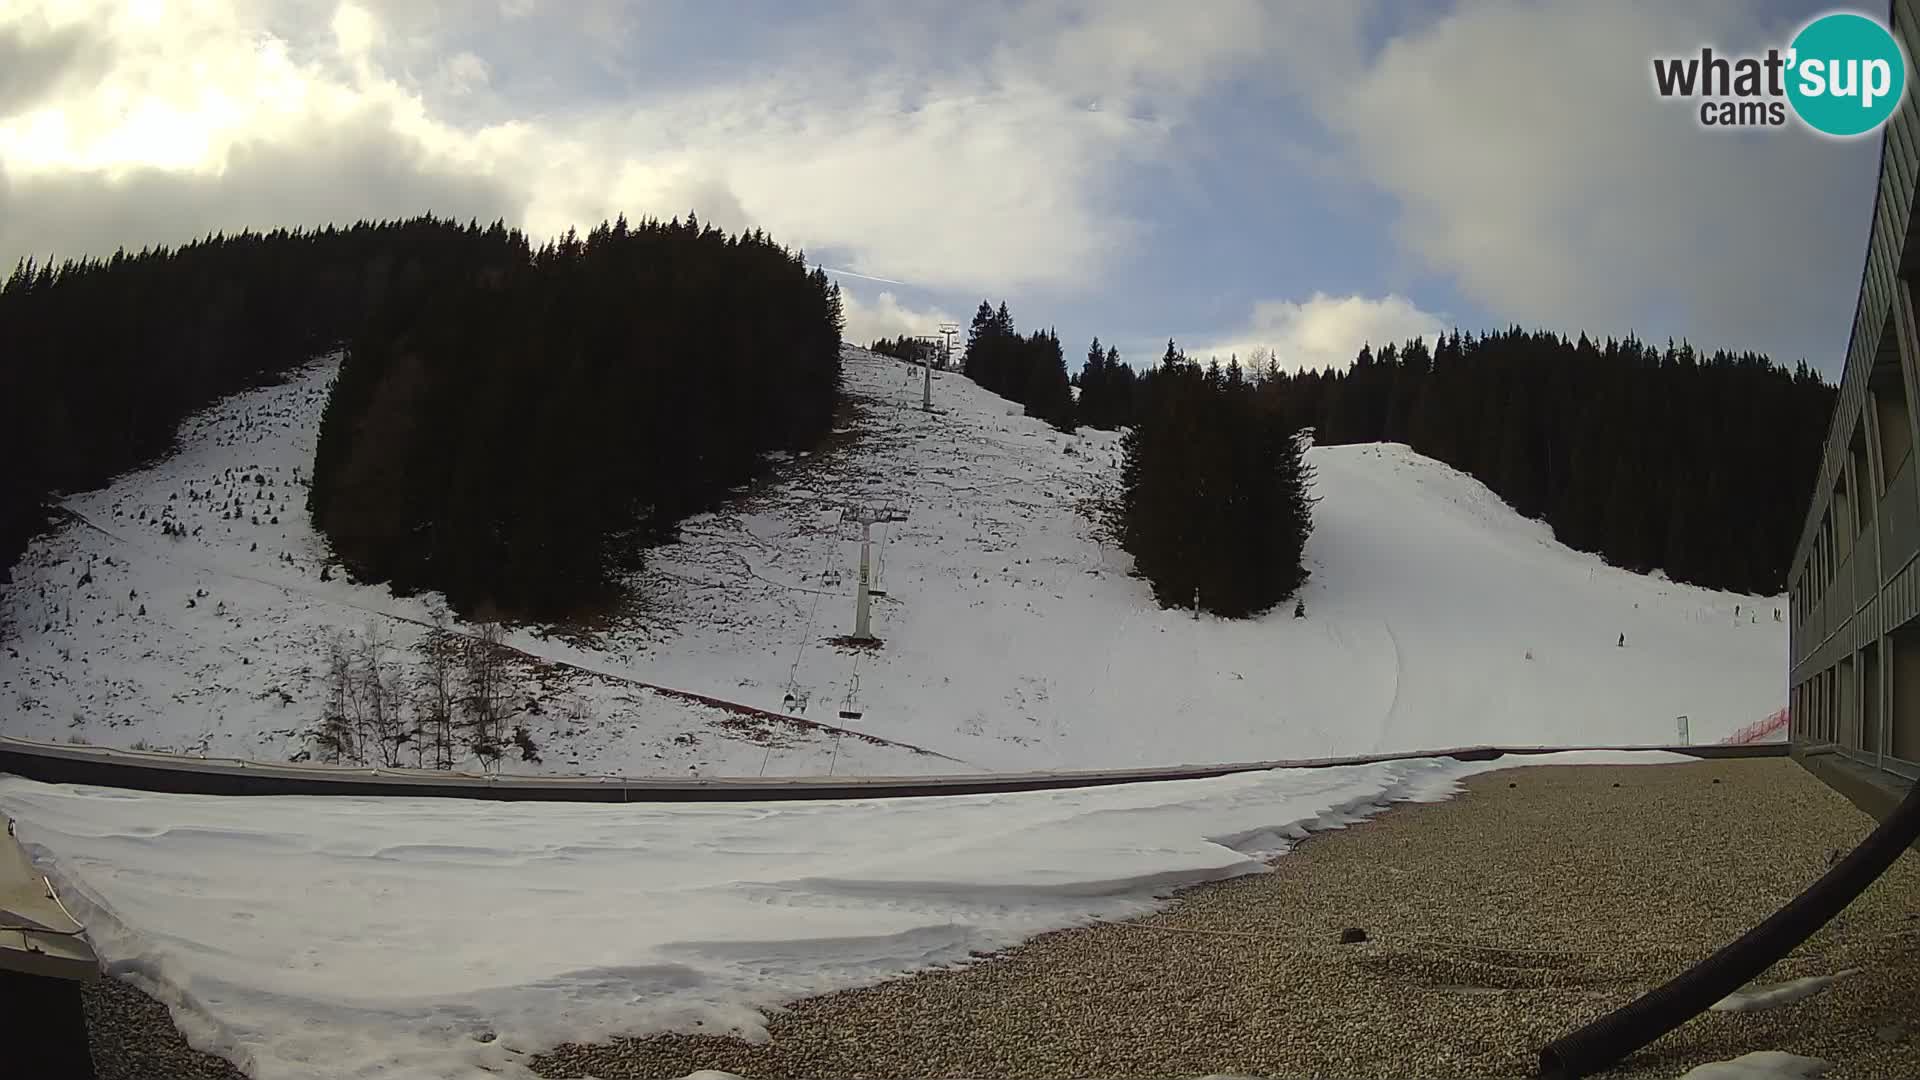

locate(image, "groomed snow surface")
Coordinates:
1 750 1689 1080
2 347 1784 777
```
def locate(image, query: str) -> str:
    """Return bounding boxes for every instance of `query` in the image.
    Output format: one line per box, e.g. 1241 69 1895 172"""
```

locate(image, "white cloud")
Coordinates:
439 52 489 97
5 0 1854 371
0 1 1377 297
330 3 381 64
0 0 532 263
839 289 959 349
496 78 1150 292
995 0 1367 109
0 107 517 268
1311 0 1871 364
1192 293 1449 372
0 0 524 185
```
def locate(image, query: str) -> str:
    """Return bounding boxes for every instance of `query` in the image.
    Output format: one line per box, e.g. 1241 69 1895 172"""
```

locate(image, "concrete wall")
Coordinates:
0 734 1786 803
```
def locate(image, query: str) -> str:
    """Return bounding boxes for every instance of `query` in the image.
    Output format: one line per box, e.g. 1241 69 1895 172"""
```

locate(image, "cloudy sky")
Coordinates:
0 0 1885 375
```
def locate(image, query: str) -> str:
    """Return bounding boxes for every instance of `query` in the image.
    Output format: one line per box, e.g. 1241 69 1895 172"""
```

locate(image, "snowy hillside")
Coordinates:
0 346 1785 775
0 357 955 778
568 346 1787 766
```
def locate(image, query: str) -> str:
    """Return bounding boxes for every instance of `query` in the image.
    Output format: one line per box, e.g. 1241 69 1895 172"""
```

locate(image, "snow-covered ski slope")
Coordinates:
572 346 1786 766
0 346 1784 775
0 357 950 778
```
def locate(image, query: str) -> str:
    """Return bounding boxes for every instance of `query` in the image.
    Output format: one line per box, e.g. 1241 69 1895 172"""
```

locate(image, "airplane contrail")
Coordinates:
818 266 911 286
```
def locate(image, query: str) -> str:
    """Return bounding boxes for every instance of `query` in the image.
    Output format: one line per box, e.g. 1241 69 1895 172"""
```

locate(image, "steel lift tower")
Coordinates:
847 506 907 641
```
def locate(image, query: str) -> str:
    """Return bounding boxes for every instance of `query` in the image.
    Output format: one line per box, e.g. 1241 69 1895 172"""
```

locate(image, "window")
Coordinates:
1870 340 1913 492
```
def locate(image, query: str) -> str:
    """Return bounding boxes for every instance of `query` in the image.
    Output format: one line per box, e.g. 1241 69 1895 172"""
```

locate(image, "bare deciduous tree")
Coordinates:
461 620 514 769
413 613 458 771
315 629 358 764
309 617 519 771
359 621 407 767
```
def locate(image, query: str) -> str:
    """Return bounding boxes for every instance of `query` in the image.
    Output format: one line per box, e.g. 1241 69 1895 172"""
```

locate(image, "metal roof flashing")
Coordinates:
0 816 98 982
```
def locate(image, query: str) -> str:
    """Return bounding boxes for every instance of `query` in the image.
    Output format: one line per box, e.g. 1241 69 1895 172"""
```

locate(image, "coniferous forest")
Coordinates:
961 301 1076 432
1118 344 1316 617
1038 325 1831 610
1257 329 1832 596
868 335 950 368
1 214 842 619
2 213 1833 616
309 215 845 619
0 216 512 585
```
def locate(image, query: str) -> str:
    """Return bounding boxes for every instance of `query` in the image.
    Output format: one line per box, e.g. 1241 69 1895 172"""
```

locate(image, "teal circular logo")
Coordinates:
1787 13 1907 137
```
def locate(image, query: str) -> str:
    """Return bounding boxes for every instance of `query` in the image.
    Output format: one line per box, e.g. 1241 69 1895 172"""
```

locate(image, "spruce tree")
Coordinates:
1120 344 1315 617
1080 337 1108 427
1023 328 1076 432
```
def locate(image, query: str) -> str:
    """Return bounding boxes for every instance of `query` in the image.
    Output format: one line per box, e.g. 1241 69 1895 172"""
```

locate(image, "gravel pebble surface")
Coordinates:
84 976 248 1080
527 758 1920 1080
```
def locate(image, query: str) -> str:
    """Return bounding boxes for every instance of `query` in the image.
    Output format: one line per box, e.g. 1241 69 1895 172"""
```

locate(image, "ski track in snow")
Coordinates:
3 346 1785 776
0 750 1692 1080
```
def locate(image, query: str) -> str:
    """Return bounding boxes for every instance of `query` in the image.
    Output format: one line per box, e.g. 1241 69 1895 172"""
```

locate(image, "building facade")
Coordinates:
1788 0 1920 810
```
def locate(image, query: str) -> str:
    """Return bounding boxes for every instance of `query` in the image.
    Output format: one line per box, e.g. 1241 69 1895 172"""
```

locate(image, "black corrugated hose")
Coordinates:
1538 768 1920 1078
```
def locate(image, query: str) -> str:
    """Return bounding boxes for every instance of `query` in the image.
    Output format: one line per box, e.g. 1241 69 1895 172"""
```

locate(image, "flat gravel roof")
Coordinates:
524 758 1920 1080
